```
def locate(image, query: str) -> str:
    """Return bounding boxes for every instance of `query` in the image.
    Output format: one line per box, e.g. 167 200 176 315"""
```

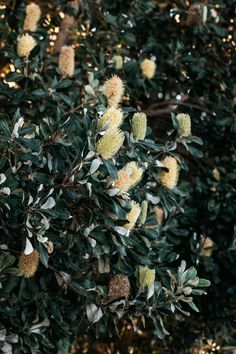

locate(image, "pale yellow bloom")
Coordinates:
59 46 75 77
140 59 156 79
96 129 124 160
113 55 123 70
103 75 124 108
132 112 147 140
202 237 214 257
17 34 37 57
139 266 155 289
159 156 179 189
176 113 191 137
125 162 143 188
124 201 141 230
114 162 143 193
23 3 41 32
114 170 131 193
98 107 123 130
18 249 39 278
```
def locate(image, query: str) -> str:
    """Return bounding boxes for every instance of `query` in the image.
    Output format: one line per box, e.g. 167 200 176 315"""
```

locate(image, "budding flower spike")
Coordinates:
23 3 41 32
96 128 124 160
124 200 141 230
98 107 123 131
102 75 124 108
17 34 37 57
176 113 191 137
59 46 75 78
140 59 156 79
139 266 155 289
112 55 123 70
132 112 147 141
159 156 179 189
18 239 39 278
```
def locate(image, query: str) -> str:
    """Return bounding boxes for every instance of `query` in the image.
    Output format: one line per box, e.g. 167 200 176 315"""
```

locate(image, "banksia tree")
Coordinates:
0 1 212 353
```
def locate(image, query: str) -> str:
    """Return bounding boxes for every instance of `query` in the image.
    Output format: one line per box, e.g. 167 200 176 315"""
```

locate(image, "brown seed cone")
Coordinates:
104 274 130 304
18 250 40 278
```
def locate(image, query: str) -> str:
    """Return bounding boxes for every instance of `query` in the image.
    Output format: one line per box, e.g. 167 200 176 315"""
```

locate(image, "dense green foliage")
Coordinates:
0 0 235 353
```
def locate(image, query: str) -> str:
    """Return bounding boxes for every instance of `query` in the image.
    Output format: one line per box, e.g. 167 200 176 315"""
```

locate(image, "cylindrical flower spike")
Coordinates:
159 156 179 189
18 249 40 278
58 46 75 77
102 75 124 108
17 34 37 57
124 201 141 230
140 59 156 79
23 3 41 32
176 113 191 137
96 128 124 160
132 112 147 141
139 200 148 225
114 169 131 193
112 55 123 70
139 266 155 289
98 107 123 131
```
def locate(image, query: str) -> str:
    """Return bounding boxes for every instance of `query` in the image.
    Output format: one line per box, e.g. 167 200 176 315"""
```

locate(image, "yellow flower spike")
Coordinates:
102 75 124 108
17 34 37 57
140 59 156 79
23 3 41 32
59 46 75 78
125 161 143 188
176 113 191 137
114 162 143 193
132 112 147 141
114 169 131 193
139 266 155 289
18 249 40 278
124 201 141 230
96 128 124 160
98 107 123 131
159 156 179 189
112 55 123 70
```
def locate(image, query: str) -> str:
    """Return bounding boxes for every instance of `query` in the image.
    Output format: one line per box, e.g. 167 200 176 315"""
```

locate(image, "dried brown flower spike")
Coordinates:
104 274 130 304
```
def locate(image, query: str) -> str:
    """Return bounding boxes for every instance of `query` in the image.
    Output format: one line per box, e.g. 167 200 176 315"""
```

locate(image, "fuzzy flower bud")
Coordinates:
159 156 179 189
114 162 143 193
18 249 40 278
124 201 141 230
112 55 123 70
17 34 37 57
140 59 156 79
98 108 123 131
132 112 147 141
139 266 155 289
96 128 124 160
139 200 148 225
59 46 75 77
103 75 124 108
176 113 191 137
23 3 41 32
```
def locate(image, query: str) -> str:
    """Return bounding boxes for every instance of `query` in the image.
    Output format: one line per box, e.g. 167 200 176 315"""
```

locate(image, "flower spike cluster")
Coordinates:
159 156 179 189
